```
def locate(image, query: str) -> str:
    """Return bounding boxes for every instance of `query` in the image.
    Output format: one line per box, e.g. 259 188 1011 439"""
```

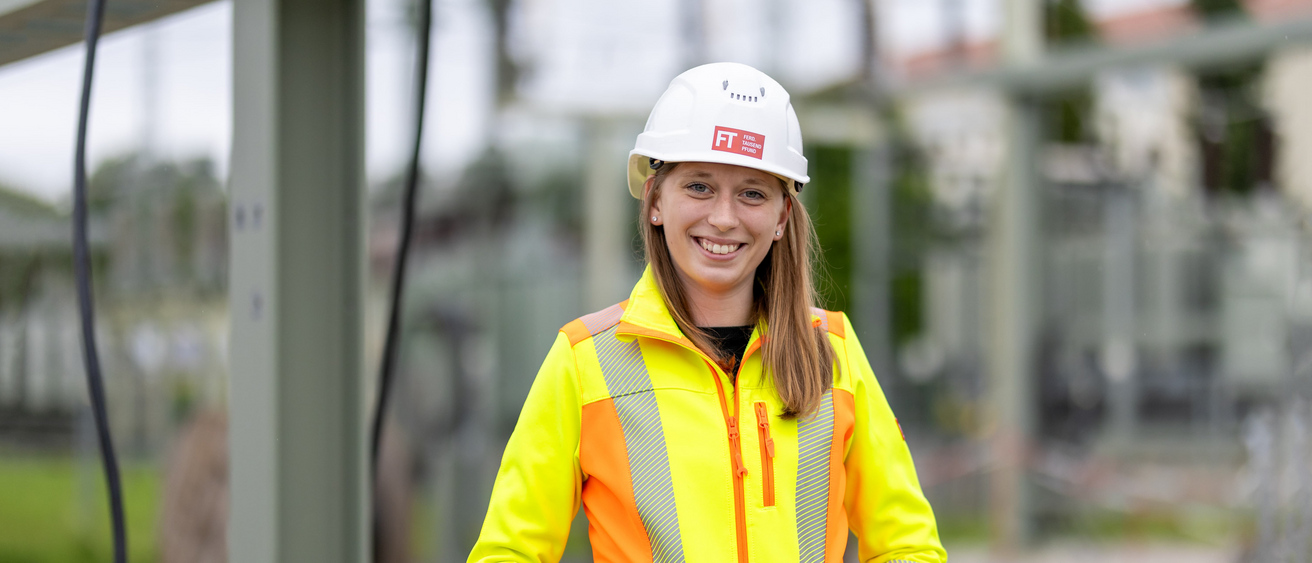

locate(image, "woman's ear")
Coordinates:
775 195 792 239
644 176 662 224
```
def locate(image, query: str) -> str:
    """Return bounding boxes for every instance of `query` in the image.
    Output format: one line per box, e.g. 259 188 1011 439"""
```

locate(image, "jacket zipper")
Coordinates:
620 324 760 563
709 363 749 563
754 402 776 507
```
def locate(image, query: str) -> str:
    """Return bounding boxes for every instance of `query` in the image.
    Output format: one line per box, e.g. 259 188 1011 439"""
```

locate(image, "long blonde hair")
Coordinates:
640 163 835 418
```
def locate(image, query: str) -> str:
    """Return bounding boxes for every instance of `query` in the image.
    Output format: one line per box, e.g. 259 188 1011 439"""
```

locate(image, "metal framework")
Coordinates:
897 4 1312 553
903 15 1312 97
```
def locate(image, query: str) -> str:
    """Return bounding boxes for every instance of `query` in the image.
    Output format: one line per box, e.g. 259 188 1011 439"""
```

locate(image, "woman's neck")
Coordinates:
681 278 755 327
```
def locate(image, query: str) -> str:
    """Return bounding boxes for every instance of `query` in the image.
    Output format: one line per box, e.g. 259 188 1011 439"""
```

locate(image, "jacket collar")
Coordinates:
616 265 692 346
616 265 777 360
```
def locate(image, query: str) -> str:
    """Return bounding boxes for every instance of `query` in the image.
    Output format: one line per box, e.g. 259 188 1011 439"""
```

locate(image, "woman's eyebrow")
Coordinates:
683 170 770 186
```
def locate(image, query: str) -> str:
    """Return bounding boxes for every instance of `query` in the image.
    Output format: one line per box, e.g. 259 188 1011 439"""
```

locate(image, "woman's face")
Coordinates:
649 161 791 300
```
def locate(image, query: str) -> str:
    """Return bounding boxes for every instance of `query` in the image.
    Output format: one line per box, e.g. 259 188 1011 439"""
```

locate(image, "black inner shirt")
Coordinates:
700 325 755 378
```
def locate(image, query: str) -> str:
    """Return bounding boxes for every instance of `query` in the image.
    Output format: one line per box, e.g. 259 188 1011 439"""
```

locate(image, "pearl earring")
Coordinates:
775 230 781 237
652 216 659 223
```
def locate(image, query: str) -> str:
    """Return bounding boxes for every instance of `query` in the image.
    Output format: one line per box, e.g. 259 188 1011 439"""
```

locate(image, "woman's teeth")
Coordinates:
700 238 740 255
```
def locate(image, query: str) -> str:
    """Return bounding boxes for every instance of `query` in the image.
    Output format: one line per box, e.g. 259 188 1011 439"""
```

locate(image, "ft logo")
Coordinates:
711 126 765 160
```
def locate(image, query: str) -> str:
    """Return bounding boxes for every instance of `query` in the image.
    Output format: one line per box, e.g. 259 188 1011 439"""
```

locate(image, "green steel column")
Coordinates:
584 118 635 310
988 0 1042 552
228 0 368 561
852 137 893 389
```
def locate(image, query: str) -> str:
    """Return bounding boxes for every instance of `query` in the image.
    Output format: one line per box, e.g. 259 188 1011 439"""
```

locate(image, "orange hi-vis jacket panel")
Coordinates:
470 268 947 563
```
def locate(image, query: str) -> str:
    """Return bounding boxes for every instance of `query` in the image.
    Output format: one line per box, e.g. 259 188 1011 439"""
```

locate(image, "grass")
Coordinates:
0 453 159 563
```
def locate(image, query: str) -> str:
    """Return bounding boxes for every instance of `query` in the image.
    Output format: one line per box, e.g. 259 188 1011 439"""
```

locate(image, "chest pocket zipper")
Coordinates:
754 402 776 507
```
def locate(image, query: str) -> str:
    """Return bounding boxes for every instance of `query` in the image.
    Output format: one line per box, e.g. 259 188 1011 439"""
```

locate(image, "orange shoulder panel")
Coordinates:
826 389 857 561
562 319 591 346
580 398 653 563
563 300 630 346
826 310 845 339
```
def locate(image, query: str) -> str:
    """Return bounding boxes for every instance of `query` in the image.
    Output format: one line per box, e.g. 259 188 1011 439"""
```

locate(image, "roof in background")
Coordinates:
0 0 211 67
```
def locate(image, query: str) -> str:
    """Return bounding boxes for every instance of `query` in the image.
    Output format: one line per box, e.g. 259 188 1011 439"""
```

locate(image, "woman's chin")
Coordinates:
681 268 752 297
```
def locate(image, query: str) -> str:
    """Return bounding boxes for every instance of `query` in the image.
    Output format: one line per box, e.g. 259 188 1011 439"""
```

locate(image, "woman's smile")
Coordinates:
694 236 744 257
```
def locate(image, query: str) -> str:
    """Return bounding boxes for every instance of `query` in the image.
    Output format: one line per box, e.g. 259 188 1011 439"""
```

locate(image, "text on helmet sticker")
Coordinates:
712 126 765 160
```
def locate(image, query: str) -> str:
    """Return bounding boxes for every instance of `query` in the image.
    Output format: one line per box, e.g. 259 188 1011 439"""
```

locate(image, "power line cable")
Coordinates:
72 0 127 562
372 0 432 558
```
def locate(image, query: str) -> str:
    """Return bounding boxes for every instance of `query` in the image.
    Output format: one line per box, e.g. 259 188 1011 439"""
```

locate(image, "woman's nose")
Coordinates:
707 194 739 231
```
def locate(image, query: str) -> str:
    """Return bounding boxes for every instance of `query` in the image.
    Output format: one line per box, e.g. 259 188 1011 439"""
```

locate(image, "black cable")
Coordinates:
72 0 126 562
372 0 432 529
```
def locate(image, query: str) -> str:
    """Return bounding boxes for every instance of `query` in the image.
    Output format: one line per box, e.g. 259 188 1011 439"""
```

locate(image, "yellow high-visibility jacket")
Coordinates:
470 268 946 563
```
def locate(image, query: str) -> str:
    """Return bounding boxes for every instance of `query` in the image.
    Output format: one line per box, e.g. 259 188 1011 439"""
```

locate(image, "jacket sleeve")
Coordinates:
840 313 947 563
468 331 584 563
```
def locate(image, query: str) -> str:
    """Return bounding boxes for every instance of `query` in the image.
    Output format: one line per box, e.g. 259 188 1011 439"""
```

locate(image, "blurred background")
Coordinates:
2 0 1312 561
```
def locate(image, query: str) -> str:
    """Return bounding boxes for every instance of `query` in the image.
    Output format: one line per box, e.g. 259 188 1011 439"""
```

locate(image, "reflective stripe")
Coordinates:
795 389 834 563
581 302 625 335
593 327 686 563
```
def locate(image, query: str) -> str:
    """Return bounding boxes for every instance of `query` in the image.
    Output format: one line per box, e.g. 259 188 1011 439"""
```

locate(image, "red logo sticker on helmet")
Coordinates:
711 126 765 160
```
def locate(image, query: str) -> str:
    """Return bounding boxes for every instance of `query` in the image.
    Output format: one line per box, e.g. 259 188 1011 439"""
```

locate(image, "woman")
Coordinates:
470 62 946 563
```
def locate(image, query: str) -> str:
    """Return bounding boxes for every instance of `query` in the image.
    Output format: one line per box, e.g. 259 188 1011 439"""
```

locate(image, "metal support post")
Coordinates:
1103 187 1139 443
988 0 1042 552
852 139 894 390
584 118 635 310
228 0 368 561
987 97 1040 552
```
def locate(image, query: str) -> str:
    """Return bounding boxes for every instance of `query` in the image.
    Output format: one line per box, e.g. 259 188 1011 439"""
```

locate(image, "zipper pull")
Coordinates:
755 403 775 458
727 416 747 477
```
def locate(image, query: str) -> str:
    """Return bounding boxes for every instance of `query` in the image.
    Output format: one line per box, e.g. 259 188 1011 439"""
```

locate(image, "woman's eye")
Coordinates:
687 182 711 194
742 189 765 200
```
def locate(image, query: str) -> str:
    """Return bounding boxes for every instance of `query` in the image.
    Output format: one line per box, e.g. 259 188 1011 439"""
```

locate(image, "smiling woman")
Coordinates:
469 62 946 563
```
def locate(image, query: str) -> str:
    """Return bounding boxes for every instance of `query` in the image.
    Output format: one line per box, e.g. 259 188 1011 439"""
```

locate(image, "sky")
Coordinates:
0 0 1184 204
0 0 498 203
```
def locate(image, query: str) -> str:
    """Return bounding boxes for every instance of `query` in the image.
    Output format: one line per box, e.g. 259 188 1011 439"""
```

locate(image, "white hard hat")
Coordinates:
628 62 809 199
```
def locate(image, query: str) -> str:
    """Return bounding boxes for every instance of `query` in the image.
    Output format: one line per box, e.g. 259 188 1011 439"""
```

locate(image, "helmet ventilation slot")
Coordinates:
723 80 762 103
